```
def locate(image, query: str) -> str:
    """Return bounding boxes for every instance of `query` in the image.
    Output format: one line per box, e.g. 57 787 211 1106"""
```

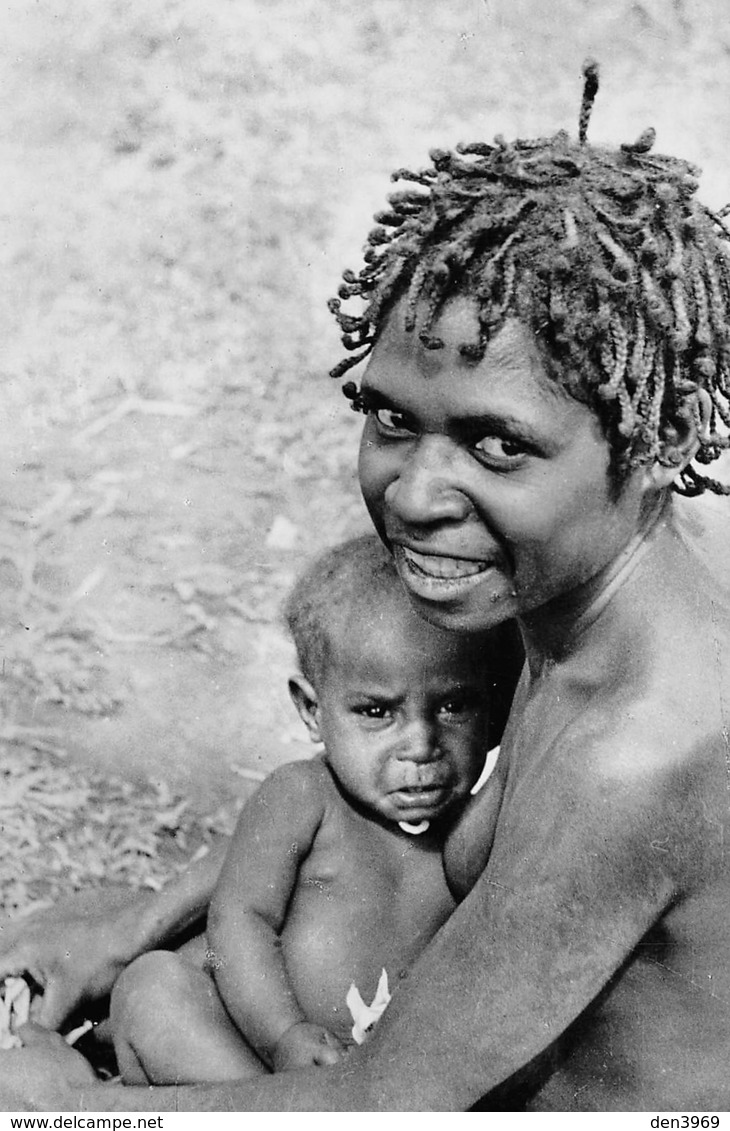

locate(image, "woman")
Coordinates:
2 67 730 1111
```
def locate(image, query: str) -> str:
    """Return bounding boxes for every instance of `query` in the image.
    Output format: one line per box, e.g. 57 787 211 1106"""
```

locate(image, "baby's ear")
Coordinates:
644 389 712 491
288 676 323 744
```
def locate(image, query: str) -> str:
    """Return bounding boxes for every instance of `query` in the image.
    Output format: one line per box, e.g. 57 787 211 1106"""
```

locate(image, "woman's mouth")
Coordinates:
394 545 496 598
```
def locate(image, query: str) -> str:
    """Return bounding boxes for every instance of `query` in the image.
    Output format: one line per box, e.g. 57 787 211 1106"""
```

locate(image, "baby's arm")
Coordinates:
206 761 345 1071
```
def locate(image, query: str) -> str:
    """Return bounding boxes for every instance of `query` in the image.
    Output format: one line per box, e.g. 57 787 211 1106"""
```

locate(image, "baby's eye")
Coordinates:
472 434 527 465
438 693 478 719
354 703 392 720
372 407 417 438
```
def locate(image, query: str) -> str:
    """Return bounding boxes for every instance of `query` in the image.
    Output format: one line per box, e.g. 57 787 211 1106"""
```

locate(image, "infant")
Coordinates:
109 534 518 1082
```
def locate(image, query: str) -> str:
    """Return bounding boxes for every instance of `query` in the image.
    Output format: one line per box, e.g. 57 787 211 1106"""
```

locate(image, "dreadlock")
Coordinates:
328 61 730 496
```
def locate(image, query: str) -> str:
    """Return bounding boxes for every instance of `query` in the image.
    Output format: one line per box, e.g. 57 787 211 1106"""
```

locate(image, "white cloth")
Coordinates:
470 745 500 795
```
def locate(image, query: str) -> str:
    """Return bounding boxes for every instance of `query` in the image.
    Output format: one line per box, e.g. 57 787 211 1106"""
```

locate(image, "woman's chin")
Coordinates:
393 548 517 631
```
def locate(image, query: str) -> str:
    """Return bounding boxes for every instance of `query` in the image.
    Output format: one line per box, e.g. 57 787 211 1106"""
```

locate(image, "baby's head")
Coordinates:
283 534 521 827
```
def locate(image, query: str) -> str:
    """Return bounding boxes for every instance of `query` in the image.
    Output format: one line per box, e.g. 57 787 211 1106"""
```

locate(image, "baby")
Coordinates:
109 534 520 1083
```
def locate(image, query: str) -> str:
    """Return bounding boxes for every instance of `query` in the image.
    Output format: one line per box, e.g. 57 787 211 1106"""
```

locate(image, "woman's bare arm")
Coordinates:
0 730 694 1111
0 837 229 1029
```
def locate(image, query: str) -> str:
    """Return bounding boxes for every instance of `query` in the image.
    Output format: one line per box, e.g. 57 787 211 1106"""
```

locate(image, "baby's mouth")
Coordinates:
391 781 451 809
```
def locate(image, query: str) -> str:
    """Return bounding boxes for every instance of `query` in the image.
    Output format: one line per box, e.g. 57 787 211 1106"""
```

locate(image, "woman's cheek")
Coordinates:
358 426 390 524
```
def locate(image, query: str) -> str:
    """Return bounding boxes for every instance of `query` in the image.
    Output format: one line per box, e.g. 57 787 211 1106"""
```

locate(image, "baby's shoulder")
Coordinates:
253 756 334 818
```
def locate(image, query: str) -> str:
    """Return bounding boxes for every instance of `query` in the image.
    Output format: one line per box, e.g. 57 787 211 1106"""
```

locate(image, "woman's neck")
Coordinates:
518 491 673 674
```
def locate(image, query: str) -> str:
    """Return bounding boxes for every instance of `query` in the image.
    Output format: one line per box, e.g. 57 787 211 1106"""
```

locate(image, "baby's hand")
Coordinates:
272 1021 346 1071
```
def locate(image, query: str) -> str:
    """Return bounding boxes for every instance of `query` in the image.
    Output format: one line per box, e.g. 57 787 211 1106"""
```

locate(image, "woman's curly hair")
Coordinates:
329 61 730 495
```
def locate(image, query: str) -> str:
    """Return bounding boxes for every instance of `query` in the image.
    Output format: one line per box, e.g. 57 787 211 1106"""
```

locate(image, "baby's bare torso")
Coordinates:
281 763 456 1042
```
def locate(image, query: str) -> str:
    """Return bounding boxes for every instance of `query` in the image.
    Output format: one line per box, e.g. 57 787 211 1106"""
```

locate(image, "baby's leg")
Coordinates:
110 950 266 1084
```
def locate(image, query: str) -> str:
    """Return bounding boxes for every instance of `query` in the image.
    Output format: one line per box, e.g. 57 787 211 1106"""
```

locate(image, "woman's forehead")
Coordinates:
363 299 572 422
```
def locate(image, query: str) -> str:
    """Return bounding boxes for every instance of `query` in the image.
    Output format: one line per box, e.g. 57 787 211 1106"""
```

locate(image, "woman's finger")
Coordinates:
34 981 77 1031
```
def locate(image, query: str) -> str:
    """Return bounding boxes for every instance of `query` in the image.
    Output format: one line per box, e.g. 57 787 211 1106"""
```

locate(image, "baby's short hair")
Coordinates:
283 534 523 749
283 533 404 691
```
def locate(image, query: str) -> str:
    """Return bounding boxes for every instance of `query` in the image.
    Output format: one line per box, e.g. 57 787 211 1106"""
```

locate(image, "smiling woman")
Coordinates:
358 306 656 635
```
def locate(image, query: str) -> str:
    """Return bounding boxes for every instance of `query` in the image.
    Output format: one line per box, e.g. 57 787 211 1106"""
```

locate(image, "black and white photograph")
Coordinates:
0 0 729 1114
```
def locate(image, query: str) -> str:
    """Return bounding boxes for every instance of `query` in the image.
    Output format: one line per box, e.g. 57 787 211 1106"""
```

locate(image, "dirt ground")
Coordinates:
1 0 729 900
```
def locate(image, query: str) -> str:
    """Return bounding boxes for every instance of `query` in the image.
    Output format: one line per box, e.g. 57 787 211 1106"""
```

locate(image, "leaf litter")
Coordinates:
0 732 228 918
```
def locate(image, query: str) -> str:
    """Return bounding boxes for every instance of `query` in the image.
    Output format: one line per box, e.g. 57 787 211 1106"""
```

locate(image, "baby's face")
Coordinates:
312 596 491 825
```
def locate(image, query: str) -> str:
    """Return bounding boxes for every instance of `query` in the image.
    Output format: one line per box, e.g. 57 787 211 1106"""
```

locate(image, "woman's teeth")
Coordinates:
401 548 489 578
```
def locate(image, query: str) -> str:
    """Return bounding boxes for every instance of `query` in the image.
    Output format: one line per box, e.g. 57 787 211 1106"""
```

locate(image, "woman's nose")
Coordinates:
384 437 471 528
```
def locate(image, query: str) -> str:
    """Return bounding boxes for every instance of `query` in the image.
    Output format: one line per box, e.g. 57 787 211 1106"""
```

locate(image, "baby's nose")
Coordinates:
396 717 440 762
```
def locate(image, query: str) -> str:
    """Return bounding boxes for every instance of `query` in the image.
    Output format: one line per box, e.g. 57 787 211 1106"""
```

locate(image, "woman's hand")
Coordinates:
0 890 151 1029
0 1024 97 1110
0 839 230 1030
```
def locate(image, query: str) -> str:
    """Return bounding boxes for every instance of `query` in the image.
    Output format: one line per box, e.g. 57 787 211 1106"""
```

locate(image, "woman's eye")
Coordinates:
373 408 415 437
473 434 526 463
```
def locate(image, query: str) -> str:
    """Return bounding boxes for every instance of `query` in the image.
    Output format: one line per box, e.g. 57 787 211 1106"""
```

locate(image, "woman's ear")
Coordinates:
644 390 712 491
288 675 323 744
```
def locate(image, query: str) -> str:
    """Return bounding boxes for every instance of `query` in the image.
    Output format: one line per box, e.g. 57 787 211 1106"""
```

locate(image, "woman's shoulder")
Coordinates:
551 694 726 820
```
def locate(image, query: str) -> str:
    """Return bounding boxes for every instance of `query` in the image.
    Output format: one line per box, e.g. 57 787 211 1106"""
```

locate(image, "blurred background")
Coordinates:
0 0 728 907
